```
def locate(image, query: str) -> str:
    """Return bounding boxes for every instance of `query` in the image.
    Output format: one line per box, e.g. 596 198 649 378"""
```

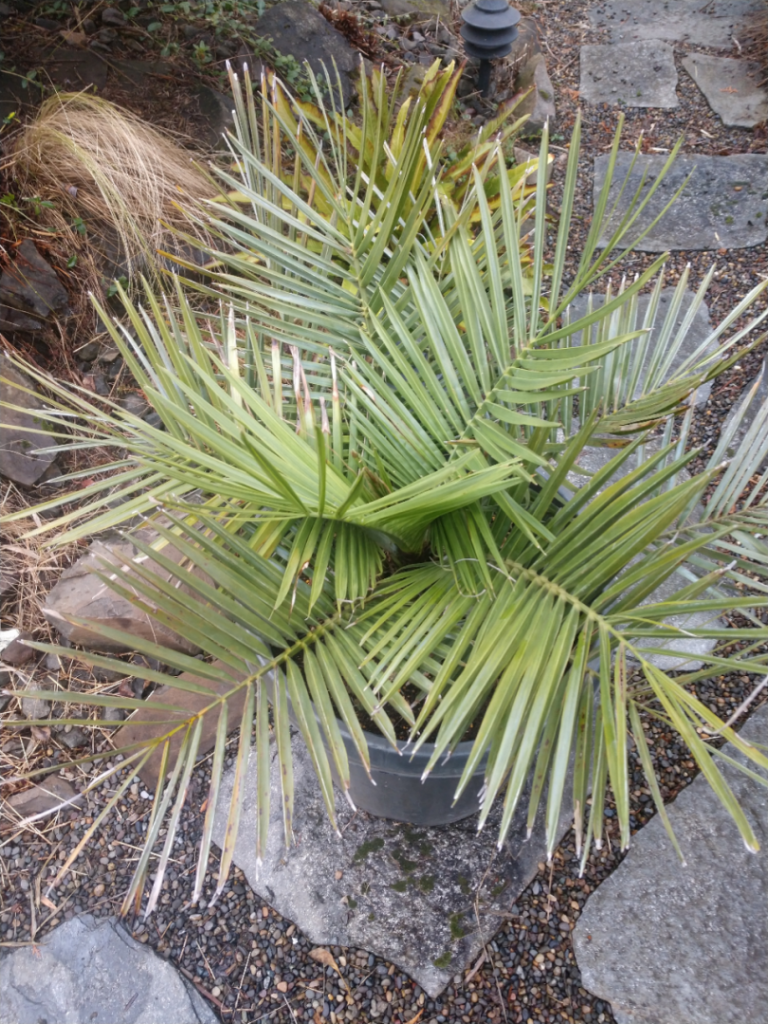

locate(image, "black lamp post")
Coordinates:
460 0 521 98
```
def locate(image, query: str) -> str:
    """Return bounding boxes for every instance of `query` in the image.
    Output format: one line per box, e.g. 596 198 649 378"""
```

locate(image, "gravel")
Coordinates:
1 2 767 1023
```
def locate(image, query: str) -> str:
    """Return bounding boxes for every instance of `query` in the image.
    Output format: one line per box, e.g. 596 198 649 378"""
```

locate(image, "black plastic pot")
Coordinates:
334 715 488 826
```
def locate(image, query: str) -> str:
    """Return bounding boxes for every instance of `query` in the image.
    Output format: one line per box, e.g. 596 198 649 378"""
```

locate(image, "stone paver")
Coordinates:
567 287 717 407
0 915 218 1024
682 54 768 128
580 41 678 108
573 702 768 1024
588 0 764 47
593 152 768 251
212 729 573 998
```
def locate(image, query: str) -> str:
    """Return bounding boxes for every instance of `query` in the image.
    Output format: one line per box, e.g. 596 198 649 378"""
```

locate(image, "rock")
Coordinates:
573 703 768 1024
0 68 31 121
567 287 718 409
593 152 768 251
682 54 768 128
588 0 764 48
212 728 573 999
0 239 70 332
0 631 35 666
116 660 249 788
112 58 174 89
103 706 126 722
42 529 212 655
580 40 678 108
0 567 17 599
21 682 50 721
0 915 218 1023
39 45 108 92
0 354 58 486
380 0 417 18
119 392 151 418
254 0 360 107
196 83 235 148
5 775 81 820
101 7 126 26
56 726 89 750
507 15 542 69
514 53 555 133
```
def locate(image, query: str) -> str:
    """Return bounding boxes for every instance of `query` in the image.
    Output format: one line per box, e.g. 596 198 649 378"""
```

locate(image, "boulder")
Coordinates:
0 239 70 333
0 354 58 486
514 52 555 133
43 529 211 655
0 915 218 1024
254 0 360 107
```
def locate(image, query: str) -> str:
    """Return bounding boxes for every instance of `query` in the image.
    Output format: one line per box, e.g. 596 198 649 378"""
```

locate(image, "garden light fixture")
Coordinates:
460 0 521 97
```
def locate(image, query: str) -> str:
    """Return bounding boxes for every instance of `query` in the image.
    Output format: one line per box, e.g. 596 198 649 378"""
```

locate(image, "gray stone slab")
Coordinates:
682 54 768 128
0 915 218 1024
0 354 58 487
573 702 768 1024
567 287 717 408
213 731 573 998
593 152 768 251
588 0 764 48
580 41 678 108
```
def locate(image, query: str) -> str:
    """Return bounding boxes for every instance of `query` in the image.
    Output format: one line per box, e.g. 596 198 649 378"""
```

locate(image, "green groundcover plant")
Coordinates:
3 67 768 917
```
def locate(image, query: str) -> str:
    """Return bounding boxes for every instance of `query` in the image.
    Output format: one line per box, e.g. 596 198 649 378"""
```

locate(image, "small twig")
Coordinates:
700 674 768 735
177 964 229 1014
196 938 217 985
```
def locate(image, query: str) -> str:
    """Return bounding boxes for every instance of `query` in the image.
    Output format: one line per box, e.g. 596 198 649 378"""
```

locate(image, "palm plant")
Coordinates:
4 71 768 918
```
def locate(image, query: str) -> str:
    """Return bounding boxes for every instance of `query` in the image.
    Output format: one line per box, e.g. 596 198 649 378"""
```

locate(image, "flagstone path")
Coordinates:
572 4 768 1022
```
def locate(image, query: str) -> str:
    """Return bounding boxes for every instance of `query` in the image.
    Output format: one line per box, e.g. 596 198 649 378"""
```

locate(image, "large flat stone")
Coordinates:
213 730 573 998
0 915 217 1024
573 702 768 1024
593 152 768 251
682 54 768 128
580 41 678 108
0 354 58 486
588 0 764 47
567 287 717 408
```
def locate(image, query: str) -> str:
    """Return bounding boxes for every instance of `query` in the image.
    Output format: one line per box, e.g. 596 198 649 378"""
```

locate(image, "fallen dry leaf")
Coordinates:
309 947 351 995
60 29 87 46
309 947 339 972
404 1011 424 1024
30 726 51 743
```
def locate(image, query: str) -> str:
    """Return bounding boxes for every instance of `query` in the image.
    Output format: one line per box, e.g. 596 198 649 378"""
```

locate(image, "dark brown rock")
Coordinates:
0 240 70 332
5 775 81 820
43 529 212 656
41 46 108 92
0 354 59 486
116 660 248 788
254 0 360 106
0 631 35 666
